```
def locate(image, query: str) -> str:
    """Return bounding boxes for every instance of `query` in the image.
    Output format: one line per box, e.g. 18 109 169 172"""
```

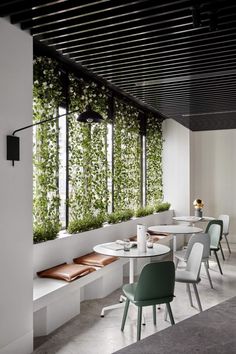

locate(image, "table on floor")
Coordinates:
113 296 236 354
94 242 171 317
147 224 203 253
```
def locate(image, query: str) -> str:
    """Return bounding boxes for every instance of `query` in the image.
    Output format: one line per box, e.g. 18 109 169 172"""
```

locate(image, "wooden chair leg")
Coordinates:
121 299 130 331
219 242 225 261
193 283 203 312
225 235 231 253
153 305 156 325
204 261 213 289
214 250 223 275
166 303 175 325
137 307 142 341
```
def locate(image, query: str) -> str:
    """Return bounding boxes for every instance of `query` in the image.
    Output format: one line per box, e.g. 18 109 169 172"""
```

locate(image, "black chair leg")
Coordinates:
219 242 225 261
166 303 175 325
214 250 223 275
225 235 231 254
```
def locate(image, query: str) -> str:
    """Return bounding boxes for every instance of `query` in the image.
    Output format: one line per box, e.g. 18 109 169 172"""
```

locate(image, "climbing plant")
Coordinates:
146 114 163 205
33 56 63 243
113 100 141 211
68 74 109 222
32 56 165 241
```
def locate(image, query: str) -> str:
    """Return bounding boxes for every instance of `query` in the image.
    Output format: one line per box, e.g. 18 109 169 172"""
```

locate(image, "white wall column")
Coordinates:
162 119 191 216
0 18 33 354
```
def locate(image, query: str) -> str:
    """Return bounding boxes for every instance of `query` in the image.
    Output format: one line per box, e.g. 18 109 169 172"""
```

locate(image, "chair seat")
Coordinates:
175 270 200 283
122 283 137 302
175 249 187 261
210 246 219 251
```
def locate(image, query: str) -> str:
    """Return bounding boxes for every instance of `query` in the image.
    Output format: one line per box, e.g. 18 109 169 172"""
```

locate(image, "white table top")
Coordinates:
173 216 215 223
94 242 170 259
148 224 203 235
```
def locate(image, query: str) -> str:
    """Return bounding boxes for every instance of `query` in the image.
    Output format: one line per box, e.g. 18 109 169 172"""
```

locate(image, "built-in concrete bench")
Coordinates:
33 256 127 336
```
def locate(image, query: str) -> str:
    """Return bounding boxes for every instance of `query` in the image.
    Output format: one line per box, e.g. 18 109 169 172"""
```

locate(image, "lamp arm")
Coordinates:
7 108 80 166
12 109 80 136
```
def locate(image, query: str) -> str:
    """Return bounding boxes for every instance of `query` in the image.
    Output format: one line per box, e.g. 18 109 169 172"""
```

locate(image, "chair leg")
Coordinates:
186 283 193 307
204 261 213 289
166 303 175 325
137 307 142 341
175 258 179 269
153 305 156 325
121 299 130 331
193 283 203 312
219 242 225 261
214 250 223 275
164 304 168 321
225 234 231 254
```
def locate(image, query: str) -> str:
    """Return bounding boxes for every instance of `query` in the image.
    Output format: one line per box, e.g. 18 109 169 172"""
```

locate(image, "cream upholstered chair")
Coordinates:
175 242 204 312
175 233 213 288
218 214 231 254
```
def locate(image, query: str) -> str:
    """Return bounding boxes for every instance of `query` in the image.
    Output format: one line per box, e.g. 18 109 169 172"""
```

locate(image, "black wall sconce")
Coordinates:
7 106 104 166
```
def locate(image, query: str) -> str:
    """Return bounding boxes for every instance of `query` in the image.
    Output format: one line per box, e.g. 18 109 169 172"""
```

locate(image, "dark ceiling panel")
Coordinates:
1 0 236 131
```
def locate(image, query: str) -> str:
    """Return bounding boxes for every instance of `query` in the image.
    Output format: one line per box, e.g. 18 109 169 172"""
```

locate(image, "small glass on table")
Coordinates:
146 233 154 249
123 238 132 251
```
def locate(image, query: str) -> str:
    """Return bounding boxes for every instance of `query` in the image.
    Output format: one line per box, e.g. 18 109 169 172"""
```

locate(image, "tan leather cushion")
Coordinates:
73 252 118 267
37 263 96 282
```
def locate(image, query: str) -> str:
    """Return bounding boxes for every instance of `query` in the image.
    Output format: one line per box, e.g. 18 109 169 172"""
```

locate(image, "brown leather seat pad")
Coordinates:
37 263 96 282
73 252 118 267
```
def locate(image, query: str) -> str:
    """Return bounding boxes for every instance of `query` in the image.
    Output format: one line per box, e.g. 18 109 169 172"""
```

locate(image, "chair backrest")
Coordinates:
218 214 229 235
134 261 175 302
184 233 210 261
185 242 204 281
205 220 223 248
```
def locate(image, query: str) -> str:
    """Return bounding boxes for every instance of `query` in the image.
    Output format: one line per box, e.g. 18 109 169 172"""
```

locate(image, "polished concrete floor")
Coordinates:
33 244 236 354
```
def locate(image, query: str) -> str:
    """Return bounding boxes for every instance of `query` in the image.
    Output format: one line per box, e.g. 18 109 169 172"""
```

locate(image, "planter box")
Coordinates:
33 209 174 277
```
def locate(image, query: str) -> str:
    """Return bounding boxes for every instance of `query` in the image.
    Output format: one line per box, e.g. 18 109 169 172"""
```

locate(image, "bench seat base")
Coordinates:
33 259 127 336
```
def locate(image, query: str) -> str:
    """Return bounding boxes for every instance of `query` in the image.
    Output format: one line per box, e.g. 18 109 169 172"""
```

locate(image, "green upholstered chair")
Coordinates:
218 214 231 254
205 219 223 275
121 261 175 341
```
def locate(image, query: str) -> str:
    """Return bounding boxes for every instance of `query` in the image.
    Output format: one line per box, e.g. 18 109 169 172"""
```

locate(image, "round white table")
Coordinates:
173 216 214 226
148 224 203 253
94 242 171 317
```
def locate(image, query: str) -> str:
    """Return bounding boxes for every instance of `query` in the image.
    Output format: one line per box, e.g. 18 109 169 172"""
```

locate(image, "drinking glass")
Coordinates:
146 234 154 248
123 239 132 251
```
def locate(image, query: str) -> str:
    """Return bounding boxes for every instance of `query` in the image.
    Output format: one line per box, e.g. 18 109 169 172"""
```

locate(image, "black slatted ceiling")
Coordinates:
1 0 236 130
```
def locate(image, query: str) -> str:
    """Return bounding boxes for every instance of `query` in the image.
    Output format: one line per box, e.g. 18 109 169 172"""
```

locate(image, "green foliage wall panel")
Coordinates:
146 114 163 205
33 57 62 238
113 100 141 211
68 75 109 220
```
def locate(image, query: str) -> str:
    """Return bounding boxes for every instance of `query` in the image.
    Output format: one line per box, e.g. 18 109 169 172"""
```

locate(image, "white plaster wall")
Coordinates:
162 119 191 217
0 19 33 354
190 129 236 243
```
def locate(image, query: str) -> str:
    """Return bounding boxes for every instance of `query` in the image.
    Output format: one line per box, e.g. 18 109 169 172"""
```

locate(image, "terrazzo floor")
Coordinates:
33 244 236 354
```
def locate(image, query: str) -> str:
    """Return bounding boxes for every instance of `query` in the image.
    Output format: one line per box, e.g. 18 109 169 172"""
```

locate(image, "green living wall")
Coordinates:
33 57 62 242
32 56 165 242
113 100 141 211
68 75 109 221
146 114 163 205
